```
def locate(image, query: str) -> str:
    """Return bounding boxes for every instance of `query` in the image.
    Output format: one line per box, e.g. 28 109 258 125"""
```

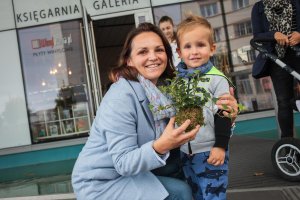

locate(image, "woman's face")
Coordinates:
159 21 174 42
127 32 167 85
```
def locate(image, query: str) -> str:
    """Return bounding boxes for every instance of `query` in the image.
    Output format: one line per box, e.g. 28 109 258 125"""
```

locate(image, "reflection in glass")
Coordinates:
18 20 91 143
153 0 274 113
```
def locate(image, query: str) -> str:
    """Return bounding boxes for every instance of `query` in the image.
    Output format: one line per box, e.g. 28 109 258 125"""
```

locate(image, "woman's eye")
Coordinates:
156 48 165 52
138 50 147 55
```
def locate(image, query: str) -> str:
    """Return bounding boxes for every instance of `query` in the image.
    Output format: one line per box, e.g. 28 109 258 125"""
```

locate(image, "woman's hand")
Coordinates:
288 31 300 46
274 32 289 46
216 87 238 120
153 117 200 154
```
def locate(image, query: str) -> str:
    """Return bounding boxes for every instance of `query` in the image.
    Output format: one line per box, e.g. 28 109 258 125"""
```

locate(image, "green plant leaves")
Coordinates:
158 73 211 112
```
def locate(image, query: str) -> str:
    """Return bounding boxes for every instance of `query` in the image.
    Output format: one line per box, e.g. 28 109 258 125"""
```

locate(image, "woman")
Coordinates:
159 16 181 67
251 0 300 138
72 23 238 200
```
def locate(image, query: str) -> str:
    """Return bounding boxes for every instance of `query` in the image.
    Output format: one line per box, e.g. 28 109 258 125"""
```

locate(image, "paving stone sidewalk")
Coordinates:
228 136 300 200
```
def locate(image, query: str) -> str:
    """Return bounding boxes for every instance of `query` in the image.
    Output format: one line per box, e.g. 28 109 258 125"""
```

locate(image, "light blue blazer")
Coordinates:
72 78 170 200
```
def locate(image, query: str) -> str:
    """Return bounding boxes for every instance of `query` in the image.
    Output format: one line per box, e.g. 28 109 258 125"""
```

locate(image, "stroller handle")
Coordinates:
250 38 273 53
250 38 300 81
250 37 300 54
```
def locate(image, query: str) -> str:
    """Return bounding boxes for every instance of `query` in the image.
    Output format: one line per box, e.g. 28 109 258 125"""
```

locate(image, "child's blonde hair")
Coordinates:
176 14 214 47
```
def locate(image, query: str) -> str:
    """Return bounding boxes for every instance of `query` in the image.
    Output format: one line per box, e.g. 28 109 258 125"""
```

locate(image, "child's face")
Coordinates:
159 21 174 42
177 26 216 69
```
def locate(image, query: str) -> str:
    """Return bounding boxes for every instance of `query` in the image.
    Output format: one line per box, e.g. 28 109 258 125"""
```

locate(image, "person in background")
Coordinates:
251 0 300 138
175 14 233 200
72 22 239 200
159 16 181 67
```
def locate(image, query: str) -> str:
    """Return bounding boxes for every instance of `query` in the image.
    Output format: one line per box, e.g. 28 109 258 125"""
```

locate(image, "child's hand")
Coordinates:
216 87 238 120
207 147 226 166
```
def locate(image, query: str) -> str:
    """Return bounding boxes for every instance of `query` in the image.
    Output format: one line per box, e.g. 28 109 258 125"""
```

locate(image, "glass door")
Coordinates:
82 7 102 115
90 8 153 95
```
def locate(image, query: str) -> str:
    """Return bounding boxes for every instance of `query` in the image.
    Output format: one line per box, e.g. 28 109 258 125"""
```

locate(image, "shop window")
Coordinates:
18 20 91 143
247 49 256 63
236 46 256 64
214 28 221 42
236 73 274 112
153 1 274 113
212 52 230 76
200 2 218 17
237 75 253 95
234 21 252 37
232 0 249 10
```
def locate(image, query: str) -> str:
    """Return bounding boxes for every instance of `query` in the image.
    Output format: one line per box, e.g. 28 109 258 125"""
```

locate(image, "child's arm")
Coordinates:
207 112 231 166
213 111 232 150
208 76 232 166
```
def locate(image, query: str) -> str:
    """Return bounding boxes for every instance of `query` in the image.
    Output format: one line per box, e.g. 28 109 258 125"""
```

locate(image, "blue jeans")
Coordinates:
157 176 192 200
270 48 300 138
181 151 229 200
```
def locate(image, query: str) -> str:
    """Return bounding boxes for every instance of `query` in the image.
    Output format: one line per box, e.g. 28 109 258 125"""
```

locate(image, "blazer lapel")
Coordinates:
141 99 156 133
127 80 156 133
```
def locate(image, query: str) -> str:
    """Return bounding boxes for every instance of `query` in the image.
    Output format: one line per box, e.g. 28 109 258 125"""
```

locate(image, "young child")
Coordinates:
158 16 181 67
176 15 232 200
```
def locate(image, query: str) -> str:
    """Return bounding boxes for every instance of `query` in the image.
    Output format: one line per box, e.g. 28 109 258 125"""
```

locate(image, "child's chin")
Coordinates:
189 64 202 68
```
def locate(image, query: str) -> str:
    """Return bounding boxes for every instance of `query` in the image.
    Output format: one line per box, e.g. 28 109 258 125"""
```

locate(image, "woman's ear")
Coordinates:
176 48 182 58
127 58 132 67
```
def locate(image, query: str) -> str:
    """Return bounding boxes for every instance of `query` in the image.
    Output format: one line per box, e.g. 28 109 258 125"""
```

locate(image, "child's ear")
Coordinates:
210 43 216 57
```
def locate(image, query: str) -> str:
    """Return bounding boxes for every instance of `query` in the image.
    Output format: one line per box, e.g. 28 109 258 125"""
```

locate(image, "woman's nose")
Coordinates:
148 51 158 61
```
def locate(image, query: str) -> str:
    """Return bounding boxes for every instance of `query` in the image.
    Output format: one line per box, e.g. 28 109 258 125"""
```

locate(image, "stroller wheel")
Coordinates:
271 138 300 181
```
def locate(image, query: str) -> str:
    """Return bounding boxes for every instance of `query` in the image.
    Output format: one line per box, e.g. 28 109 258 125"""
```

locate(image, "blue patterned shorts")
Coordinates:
181 151 229 200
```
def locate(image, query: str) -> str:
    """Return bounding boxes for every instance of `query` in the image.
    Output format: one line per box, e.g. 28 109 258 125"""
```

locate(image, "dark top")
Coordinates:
251 0 300 78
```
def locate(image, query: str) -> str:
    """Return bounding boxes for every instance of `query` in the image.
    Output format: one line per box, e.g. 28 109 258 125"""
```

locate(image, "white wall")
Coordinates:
0 0 15 31
0 30 31 148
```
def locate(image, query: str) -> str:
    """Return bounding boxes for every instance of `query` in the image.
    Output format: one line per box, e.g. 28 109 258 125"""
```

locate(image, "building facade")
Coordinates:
0 0 282 184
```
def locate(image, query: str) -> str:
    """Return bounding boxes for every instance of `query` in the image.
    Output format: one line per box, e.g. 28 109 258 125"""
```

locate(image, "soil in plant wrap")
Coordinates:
175 107 204 132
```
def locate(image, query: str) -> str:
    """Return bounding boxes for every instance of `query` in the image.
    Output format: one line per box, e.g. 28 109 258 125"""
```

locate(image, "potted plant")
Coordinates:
151 69 244 131
157 70 212 131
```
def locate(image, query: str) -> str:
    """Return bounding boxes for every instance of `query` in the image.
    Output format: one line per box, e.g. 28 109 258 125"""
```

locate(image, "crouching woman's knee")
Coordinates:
157 176 192 200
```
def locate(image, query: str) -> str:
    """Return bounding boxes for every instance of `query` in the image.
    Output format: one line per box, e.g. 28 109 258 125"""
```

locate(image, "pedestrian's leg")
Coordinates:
270 62 294 138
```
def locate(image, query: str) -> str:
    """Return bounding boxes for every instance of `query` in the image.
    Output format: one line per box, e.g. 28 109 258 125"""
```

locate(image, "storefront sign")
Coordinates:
0 0 15 31
14 0 82 28
83 0 150 16
151 0 191 7
31 34 73 57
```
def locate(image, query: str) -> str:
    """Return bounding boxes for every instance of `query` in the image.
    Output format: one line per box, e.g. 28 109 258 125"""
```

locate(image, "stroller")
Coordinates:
250 38 300 181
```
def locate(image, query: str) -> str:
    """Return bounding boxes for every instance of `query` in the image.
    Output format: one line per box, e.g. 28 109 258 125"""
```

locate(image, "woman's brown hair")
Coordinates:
109 22 175 83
